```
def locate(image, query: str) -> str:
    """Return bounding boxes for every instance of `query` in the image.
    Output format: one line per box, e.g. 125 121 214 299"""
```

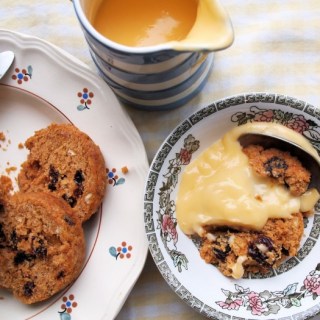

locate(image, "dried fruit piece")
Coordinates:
213 245 231 262
248 236 275 266
264 156 288 180
23 281 35 297
74 170 85 185
48 165 59 191
62 194 77 208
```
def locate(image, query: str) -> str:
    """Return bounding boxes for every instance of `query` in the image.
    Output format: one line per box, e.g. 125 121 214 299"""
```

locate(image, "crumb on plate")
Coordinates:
0 132 5 141
5 167 17 175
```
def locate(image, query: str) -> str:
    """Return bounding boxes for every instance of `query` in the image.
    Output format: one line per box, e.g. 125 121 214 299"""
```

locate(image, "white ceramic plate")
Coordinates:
0 29 149 320
145 93 320 320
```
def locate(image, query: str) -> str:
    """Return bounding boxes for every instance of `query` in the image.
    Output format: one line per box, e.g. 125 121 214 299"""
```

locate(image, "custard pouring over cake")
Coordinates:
176 122 320 278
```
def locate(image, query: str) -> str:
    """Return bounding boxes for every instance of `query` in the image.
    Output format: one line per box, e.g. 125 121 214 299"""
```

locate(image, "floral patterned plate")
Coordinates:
0 29 149 320
145 93 320 320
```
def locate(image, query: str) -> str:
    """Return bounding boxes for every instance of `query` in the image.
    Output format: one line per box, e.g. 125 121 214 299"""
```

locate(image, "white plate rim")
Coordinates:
0 28 149 320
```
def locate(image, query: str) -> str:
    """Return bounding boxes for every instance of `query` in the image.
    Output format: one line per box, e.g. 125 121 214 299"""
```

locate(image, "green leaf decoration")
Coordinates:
77 105 86 111
27 65 33 77
109 246 118 258
180 256 188 270
115 178 125 185
221 289 231 297
283 283 298 296
260 289 272 300
234 284 244 293
279 298 291 308
264 302 281 315
59 312 71 320
291 297 301 307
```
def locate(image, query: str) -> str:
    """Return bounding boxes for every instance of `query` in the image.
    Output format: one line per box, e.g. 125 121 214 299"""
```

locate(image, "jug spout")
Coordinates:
172 0 234 52
73 0 233 110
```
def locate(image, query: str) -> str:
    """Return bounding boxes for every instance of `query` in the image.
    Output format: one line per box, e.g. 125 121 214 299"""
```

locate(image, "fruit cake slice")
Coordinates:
18 123 106 222
0 192 85 304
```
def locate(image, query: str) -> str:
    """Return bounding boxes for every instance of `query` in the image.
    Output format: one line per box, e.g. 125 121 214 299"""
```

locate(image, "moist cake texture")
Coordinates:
197 144 313 278
0 192 86 304
243 145 310 197
0 123 106 304
18 123 106 222
199 212 304 278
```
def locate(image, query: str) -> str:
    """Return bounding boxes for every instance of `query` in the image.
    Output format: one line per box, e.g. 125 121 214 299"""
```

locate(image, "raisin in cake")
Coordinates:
243 145 311 196
0 192 85 304
18 123 106 222
199 212 304 278
198 145 312 278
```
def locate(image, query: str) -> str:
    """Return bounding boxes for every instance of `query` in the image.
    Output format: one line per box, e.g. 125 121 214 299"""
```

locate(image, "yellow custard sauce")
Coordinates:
176 122 320 236
92 0 198 47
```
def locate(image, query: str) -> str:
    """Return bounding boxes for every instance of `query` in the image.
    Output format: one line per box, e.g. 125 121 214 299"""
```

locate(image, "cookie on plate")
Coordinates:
0 191 85 304
18 123 106 222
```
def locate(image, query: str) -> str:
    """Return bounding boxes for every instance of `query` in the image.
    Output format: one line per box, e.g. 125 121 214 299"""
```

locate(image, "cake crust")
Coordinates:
0 192 86 304
18 123 106 222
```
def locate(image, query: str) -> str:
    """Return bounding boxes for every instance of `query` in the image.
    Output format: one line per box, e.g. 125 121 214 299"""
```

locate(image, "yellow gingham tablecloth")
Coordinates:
1 1 320 319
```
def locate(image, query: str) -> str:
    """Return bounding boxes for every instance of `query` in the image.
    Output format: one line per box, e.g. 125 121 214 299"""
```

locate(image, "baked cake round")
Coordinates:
18 123 106 222
0 192 85 304
197 144 311 278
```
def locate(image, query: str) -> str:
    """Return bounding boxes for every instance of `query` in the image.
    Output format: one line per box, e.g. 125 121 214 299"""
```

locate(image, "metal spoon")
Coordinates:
238 133 320 193
0 51 15 79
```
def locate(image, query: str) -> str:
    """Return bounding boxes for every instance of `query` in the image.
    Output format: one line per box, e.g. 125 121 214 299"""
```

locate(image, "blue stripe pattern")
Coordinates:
74 2 214 110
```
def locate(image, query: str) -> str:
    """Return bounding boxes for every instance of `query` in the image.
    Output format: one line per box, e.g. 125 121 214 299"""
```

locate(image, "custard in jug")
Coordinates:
92 0 198 47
